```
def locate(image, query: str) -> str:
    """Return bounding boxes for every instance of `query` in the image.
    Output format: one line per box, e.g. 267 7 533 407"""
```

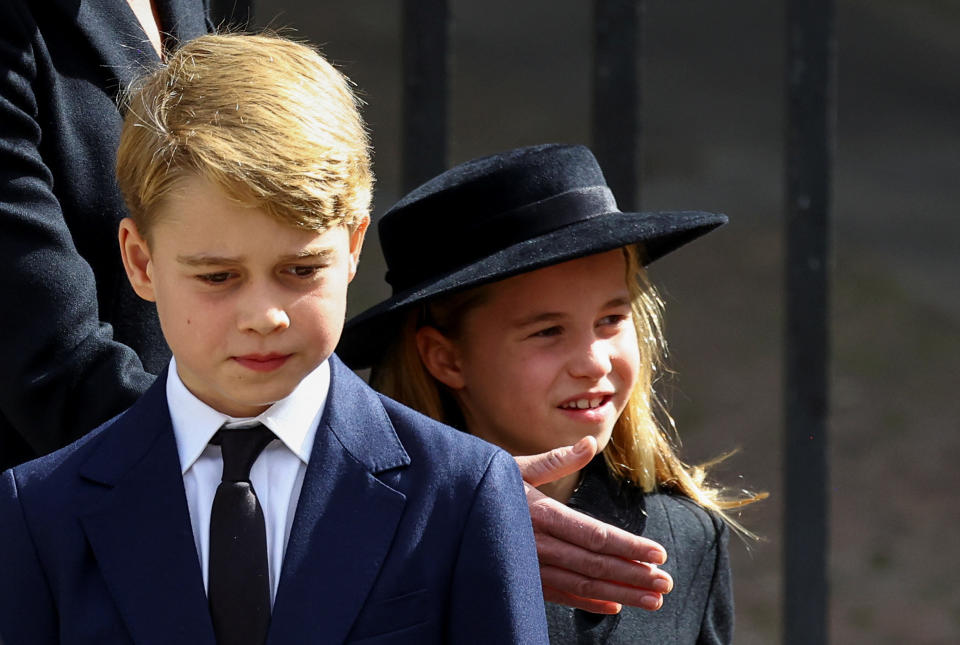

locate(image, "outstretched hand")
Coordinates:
515 437 674 614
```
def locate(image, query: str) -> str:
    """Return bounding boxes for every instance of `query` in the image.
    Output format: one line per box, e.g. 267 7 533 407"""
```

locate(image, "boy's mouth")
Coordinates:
233 353 292 372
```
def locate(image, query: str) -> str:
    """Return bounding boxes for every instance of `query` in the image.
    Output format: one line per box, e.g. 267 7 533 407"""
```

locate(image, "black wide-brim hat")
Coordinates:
339 143 727 368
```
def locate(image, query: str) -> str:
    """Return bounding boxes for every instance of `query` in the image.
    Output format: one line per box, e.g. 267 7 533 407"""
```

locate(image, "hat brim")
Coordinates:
338 209 727 368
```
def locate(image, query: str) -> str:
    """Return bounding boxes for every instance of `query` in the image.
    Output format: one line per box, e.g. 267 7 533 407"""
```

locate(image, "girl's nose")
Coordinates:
568 340 612 379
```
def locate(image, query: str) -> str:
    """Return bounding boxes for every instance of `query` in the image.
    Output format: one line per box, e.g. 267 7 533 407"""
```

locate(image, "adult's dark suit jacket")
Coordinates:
0 0 209 469
545 457 733 644
0 355 549 644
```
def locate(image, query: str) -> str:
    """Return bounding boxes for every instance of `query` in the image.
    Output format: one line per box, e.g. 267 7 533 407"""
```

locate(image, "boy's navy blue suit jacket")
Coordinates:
0 355 549 644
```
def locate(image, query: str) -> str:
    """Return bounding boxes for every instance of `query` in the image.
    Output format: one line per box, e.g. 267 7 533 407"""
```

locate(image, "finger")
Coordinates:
514 436 597 487
535 531 673 593
542 586 622 615
528 492 667 564
541 567 664 611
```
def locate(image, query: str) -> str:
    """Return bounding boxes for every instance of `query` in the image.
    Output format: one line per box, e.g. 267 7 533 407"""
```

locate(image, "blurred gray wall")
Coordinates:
240 2 960 643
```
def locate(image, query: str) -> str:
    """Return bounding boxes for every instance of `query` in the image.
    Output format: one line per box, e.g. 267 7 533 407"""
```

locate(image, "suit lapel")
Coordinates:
268 356 411 644
79 372 215 645
67 0 160 94
63 0 210 95
153 0 212 48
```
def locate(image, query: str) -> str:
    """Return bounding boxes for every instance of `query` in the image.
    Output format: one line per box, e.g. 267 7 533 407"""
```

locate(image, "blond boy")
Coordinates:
0 33 547 645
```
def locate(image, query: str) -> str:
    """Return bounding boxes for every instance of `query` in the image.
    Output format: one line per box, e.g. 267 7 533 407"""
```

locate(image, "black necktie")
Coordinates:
208 424 275 645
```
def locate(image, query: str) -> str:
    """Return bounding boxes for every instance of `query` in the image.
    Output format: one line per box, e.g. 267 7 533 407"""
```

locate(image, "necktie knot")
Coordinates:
212 424 275 483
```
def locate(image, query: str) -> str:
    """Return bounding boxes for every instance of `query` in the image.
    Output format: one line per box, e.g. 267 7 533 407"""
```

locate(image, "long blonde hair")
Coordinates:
371 246 763 532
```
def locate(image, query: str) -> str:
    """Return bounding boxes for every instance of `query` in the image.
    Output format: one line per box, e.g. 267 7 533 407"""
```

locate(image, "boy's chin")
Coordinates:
203 384 293 417
210 398 275 418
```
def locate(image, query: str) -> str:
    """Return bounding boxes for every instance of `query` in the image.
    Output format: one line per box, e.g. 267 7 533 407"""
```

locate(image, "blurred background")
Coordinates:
241 1 958 642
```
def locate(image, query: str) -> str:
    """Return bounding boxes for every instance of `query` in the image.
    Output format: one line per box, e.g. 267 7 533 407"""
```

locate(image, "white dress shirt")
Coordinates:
167 357 330 605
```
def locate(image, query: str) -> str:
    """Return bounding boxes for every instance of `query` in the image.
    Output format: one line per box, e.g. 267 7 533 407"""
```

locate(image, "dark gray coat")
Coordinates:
546 457 733 644
0 0 209 469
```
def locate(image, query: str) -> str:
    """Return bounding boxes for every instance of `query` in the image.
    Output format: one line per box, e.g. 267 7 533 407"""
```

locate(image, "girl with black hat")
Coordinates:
340 143 762 644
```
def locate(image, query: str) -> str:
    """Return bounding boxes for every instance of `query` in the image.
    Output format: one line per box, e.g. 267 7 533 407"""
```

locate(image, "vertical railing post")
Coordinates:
401 0 450 191
784 1 835 644
592 0 642 210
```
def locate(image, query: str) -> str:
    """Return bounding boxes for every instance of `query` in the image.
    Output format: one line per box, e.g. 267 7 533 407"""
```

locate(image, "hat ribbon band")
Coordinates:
386 185 618 291
483 185 617 240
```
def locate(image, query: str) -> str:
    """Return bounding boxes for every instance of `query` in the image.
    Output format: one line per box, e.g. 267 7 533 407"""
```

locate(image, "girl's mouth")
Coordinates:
557 394 613 412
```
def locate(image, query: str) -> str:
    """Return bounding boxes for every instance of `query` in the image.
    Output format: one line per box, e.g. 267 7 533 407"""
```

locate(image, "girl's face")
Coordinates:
435 250 641 456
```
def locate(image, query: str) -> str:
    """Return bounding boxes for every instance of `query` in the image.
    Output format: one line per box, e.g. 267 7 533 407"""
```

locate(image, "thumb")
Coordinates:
514 436 598 487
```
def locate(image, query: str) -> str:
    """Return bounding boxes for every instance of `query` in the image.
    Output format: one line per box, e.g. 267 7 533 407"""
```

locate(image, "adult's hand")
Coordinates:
515 436 674 614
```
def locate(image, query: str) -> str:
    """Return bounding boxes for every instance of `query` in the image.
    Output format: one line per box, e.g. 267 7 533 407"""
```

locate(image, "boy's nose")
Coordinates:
238 302 291 335
568 340 612 379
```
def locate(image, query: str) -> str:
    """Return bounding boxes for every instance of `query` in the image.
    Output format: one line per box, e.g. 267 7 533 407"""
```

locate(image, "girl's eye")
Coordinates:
531 325 563 338
598 314 628 327
197 272 234 284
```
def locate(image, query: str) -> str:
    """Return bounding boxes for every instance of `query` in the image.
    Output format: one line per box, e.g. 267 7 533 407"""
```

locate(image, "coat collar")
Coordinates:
268 354 410 643
568 455 648 536
77 355 410 484
321 354 411 472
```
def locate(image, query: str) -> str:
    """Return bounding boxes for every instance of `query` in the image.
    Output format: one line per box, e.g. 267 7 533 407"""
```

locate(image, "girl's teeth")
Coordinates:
563 398 605 410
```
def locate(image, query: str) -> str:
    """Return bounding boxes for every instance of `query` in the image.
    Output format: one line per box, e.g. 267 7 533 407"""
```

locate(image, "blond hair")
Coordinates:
372 246 763 533
116 32 372 236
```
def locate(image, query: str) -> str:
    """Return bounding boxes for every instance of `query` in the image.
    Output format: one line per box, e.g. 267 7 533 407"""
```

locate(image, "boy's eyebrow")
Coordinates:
511 297 632 328
176 248 335 266
278 248 336 262
177 254 246 266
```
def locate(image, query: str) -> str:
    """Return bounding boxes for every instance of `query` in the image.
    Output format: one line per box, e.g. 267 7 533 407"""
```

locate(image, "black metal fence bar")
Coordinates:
592 0 642 211
401 0 450 192
784 1 835 643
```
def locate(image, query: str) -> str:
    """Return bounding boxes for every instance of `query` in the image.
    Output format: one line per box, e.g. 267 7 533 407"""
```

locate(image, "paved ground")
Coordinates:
257 2 960 641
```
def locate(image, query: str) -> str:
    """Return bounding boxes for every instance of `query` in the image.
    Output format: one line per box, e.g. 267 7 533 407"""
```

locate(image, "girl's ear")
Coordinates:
118 218 157 302
415 326 466 390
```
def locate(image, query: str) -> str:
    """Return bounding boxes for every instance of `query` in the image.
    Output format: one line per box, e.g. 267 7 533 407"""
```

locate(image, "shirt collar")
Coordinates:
167 357 330 474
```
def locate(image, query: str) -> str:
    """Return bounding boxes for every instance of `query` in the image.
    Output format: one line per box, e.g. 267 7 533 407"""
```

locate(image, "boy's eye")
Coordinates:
285 265 323 278
197 272 234 284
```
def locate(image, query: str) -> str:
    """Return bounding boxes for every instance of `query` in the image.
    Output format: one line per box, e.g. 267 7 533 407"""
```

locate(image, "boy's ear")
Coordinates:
415 326 466 390
346 215 370 282
118 218 157 302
